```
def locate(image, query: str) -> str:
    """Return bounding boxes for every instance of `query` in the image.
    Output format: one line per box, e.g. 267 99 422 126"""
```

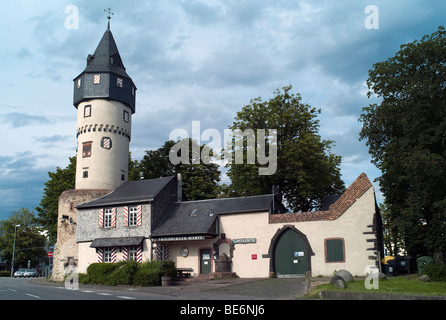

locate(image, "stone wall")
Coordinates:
52 189 111 281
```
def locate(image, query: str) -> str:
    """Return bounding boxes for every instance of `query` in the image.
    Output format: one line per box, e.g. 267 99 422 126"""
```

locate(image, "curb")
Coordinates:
319 290 446 300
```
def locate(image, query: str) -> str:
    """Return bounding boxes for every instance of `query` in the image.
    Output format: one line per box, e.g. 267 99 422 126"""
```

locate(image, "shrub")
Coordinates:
0 271 10 277
86 263 119 284
424 263 446 282
107 260 139 286
133 267 161 286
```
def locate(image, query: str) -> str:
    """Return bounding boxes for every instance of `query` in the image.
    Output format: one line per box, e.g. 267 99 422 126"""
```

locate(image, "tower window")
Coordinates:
93 74 101 84
123 110 129 123
117 78 123 88
101 137 112 150
83 171 88 178
77 78 82 89
84 105 91 117
82 141 92 157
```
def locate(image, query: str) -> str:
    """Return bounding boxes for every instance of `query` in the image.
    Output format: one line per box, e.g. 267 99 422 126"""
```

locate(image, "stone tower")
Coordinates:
52 21 136 281
73 23 136 190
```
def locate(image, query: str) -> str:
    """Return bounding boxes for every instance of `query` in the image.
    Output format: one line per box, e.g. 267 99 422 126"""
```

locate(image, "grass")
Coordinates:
304 274 446 299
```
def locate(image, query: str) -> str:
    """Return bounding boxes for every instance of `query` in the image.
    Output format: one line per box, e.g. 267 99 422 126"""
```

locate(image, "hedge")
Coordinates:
0 271 10 277
424 263 446 282
80 260 176 286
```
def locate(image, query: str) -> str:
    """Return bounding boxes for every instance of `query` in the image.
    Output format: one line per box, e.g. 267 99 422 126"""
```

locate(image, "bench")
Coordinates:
177 268 193 278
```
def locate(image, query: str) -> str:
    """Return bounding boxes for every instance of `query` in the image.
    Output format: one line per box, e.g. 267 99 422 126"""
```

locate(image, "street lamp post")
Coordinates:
10 224 20 278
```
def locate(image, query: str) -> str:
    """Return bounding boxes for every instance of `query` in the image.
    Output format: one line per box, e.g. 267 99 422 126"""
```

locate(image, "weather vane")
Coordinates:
104 8 114 29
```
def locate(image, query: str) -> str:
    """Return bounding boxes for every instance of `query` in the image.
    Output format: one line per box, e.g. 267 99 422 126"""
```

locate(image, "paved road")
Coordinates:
0 276 307 300
0 277 181 300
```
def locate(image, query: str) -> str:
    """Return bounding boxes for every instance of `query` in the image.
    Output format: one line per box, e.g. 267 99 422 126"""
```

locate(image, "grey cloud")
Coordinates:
1 112 51 128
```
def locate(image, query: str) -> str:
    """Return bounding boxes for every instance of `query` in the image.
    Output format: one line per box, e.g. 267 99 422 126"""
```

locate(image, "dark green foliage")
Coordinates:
227 85 344 212
359 26 446 260
0 271 10 277
424 264 446 282
82 260 177 286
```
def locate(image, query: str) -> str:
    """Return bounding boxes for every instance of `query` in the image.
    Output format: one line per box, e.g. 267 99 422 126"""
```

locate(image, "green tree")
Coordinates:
0 208 48 270
227 85 344 212
359 26 446 261
35 156 76 244
140 139 221 200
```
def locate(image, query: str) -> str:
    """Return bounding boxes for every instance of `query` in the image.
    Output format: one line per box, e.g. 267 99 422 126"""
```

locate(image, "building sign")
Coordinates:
156 235 205 242
294 251 305 257
232 238 257 245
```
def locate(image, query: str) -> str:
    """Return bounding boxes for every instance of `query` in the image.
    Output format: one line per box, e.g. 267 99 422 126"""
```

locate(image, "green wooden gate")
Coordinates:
274 229 308 275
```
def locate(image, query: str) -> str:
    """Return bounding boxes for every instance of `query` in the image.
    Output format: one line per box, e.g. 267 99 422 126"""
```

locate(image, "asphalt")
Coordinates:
30 276 310 300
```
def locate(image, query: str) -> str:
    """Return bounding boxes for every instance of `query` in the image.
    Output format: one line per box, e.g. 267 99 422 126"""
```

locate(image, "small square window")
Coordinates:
94 74 101 84
84 105 91 117
117 78 123 88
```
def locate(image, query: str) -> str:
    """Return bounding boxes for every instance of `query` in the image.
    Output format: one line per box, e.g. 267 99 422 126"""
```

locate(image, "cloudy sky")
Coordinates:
0 0 444 221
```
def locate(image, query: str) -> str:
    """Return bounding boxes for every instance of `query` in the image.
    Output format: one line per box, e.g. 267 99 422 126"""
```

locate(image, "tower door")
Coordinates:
274 229 308 275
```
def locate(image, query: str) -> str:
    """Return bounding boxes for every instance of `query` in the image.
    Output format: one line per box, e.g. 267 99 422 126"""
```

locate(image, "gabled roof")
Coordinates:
76 176 175 209
269 173 373 223
151 194 286 238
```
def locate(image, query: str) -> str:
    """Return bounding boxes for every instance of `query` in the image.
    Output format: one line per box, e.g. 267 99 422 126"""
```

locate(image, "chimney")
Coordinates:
177 173 182 202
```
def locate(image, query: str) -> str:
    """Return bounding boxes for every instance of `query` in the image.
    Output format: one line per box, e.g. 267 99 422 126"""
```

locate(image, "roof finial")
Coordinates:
104 8 114 30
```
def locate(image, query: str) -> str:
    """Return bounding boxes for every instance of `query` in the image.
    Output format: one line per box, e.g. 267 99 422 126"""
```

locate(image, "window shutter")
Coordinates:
111 247 116 263
137 205 142 226
137 244 142 262
111 208 116 228
122 246 128 261
97 247 103 263
98 209 104 229
123 206 128 226
326 239 344 262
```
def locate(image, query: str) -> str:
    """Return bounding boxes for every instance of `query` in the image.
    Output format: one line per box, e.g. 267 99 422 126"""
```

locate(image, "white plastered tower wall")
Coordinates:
75 99 132 190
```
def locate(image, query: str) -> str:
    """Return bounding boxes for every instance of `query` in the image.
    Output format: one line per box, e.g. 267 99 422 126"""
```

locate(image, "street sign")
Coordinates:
48 251 53 258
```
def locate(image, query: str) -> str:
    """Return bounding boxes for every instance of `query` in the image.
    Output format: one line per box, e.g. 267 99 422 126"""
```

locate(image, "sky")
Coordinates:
0 0 444 221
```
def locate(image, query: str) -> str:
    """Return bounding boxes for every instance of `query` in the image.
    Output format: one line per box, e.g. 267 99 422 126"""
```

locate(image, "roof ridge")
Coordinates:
269 173 373 223
175 194 274 204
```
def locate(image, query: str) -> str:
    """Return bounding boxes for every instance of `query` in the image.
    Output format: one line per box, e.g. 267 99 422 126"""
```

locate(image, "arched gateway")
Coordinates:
269 226 313 276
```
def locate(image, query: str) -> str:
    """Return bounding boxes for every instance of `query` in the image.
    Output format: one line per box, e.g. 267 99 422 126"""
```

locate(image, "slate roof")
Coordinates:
269 173 373 223
90 236 144 248
81 28 131 79
76 176 175 209
151 194 286 238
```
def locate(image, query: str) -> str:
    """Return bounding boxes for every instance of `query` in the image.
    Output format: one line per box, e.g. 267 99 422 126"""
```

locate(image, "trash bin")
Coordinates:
395 256 411 274
416 256 433 275
382 258 397 276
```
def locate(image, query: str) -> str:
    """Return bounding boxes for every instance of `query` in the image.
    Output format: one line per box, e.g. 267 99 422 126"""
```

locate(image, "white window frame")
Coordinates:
104 209 113 228
128 207 138 226
103 247 112 263
128 246 137 261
